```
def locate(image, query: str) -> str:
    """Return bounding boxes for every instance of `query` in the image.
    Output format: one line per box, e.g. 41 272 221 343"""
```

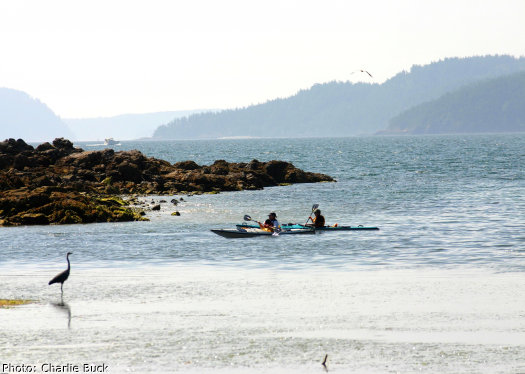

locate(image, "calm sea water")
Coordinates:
1 134 524 373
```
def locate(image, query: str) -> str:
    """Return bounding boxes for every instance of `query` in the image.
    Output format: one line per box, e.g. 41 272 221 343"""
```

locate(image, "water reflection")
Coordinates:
51 299 71 329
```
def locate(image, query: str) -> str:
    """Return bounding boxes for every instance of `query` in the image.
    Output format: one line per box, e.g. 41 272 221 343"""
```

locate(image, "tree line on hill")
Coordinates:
153 55 525 139
383 71 525 134
2 55 525 142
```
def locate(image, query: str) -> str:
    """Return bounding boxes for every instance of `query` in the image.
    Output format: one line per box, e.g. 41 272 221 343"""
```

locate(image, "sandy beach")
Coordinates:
2 265 524 373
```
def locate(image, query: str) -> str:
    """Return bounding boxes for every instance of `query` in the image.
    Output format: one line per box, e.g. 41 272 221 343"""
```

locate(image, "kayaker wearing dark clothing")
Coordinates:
311 209 325 228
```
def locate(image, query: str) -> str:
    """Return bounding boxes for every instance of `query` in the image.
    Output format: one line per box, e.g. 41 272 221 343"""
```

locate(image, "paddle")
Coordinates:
305 204 319 226
244 214 265 229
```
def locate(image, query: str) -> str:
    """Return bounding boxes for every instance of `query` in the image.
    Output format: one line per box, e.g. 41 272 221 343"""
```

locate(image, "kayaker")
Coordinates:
311 209 325 228
258 212 280 232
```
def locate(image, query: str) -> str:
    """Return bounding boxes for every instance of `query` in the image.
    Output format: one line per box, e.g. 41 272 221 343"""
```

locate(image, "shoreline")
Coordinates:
0 138 334 226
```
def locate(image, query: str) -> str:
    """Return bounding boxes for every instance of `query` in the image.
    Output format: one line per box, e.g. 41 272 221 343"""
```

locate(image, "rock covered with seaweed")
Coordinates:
0 138 334 226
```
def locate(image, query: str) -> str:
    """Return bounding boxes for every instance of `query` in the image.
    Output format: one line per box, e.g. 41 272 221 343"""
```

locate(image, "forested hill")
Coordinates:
0 88 73 142
153 55 525 139
383 71 525 135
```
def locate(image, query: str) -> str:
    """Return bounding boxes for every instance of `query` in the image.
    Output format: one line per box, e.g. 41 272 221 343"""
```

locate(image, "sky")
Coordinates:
1 0 524 119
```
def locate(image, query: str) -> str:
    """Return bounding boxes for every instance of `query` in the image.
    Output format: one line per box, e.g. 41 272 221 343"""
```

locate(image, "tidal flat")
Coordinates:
1 265 524 373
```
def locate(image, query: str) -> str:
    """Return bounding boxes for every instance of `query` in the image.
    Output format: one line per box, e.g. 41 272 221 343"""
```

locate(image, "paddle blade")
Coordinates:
305 204 319 225
243 215 252 221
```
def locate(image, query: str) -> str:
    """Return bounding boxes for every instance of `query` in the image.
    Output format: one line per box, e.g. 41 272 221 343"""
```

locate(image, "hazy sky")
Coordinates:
1 0 524 118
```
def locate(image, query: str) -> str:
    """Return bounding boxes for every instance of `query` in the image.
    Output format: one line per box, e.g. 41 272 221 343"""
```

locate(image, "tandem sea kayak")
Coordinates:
211 227 315 238
236 223 380 231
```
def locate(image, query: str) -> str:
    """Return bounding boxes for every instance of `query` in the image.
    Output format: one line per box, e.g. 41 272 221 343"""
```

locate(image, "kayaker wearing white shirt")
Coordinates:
257 212 280 232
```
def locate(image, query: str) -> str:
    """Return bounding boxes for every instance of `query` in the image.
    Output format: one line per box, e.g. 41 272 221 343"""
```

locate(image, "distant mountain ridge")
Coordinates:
153 55 525 139
3 55 525 142
64 110 208 141
0 86 209 141
0 87 73 142
383 71 525 135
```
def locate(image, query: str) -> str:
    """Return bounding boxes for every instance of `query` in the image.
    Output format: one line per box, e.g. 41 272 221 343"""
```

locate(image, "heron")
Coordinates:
49 252 72 294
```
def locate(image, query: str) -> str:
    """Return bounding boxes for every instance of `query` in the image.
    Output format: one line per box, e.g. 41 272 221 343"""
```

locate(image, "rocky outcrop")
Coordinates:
0 186 142 226
0 138 334 226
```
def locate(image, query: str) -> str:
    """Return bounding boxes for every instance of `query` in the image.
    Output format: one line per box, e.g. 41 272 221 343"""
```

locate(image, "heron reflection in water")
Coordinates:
52 300 72 329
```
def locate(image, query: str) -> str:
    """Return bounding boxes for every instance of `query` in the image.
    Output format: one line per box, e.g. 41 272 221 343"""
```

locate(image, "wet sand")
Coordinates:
1 265 524 373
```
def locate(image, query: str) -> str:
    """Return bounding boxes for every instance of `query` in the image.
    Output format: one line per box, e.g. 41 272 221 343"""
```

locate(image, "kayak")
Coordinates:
211 227 315 238
236 223 380 231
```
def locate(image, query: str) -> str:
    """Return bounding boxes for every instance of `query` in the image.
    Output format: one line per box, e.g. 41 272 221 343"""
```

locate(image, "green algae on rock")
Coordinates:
0 299 33 308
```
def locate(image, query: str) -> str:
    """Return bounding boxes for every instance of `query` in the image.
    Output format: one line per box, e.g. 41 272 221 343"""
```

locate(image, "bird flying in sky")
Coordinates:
351 69 373 78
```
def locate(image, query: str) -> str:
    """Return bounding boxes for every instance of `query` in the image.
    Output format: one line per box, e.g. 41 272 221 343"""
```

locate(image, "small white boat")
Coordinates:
104 138 119 146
